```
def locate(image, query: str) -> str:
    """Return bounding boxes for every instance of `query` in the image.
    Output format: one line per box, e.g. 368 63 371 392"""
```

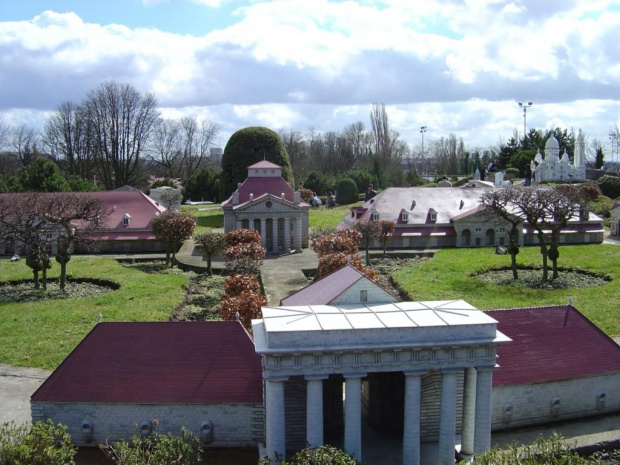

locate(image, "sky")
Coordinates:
1 0 619 156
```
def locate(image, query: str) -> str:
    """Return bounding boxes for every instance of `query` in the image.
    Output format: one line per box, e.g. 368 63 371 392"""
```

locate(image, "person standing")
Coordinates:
524 165 532 186
365 184 377 202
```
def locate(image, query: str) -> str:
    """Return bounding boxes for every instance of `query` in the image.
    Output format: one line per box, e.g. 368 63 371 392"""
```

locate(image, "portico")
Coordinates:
222 160 310 253
252 300 510 464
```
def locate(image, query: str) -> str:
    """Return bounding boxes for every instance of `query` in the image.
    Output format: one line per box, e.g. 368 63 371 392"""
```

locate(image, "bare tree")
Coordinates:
0 117 9 151
85 81 159 189
45 193 108 289
178 116 220 180
479 188 525 280
542 187 579 280
43 101 96 180
149 118 182 178
11 124 39 167
0 193 54 289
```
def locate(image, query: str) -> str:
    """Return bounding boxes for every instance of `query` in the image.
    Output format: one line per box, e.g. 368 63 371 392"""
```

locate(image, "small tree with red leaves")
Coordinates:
225 229 266 276
355 221 381 265
311 229 361 257
225 274 261 296
316 252 377 281
377 220 395 258
219 291 267 330
152 210 196 267
298 188 314 204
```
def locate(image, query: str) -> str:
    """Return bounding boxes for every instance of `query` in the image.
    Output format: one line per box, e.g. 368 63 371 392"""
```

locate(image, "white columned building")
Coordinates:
221 161 310 253
252 300 510 464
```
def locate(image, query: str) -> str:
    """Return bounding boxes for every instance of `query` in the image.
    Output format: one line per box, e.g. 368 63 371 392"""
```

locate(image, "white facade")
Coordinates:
531 131 586 184
253 300 511 464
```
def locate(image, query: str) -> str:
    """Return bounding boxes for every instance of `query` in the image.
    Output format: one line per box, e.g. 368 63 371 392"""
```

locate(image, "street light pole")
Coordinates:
610 132 618 165
420 126 427 154
518 102 533 141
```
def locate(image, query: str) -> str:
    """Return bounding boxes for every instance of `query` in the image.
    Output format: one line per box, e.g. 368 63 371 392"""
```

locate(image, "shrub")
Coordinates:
335 178 359 205
302 171 334 196
219 289 267 329
101 427 203 465
152 211 196 267
193 232 226 275
220 126 294 200
260 445 359 465
298 188 314 204
597 175 620 199
317 253 377 281
225 274 261 296
311 229 362 257
505 167 520 177
0 420 76 465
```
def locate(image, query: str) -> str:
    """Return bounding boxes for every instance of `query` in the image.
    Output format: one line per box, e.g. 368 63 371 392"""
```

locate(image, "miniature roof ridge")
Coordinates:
248 160 281 169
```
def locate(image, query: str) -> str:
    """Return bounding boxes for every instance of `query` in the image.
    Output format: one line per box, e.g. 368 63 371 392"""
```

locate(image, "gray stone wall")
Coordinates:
491 374 620 431
31 401 263 448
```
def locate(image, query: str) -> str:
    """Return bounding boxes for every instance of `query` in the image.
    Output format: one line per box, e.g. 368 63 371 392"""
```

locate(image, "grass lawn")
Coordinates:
392 244 620 336
182 204 223 235
309 202 362 230
0 257 188 369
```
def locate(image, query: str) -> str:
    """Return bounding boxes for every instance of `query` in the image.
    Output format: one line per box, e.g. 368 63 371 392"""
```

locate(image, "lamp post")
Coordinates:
610 132 618 165
420 126 427 176
518 102 533 140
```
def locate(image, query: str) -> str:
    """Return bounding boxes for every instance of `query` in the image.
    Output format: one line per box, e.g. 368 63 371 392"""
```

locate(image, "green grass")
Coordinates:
392 244 620 336
0 258 188 369
181 202 360 233
181 204 223 235
309 202 362 230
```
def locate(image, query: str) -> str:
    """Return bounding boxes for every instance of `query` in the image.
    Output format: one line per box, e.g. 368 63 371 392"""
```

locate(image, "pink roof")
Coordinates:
86 191 167 229
248 160 281 169
489 306 620 387
281 264 375 305
32 322 263 404
222 176 295 207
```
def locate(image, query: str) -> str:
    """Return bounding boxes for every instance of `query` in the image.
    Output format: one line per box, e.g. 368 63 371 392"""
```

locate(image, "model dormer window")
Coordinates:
429 209 437 222
402 212 409 222
122 214 131 226
372 212 380 221
93 216 100 226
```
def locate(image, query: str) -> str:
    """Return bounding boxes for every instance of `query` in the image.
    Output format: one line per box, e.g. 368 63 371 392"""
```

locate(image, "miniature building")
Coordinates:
0 190 168 255
253 298 511 464
531 131 586 184
489 306 620 430
222 161 310 253
339 187 604 249
610 201 620 236
31 321 263 448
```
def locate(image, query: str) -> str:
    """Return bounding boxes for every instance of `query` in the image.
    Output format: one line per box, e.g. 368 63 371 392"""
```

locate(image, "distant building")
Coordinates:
339 187 604 249
0 190 167 255
221 161 310 253
531 131 586 184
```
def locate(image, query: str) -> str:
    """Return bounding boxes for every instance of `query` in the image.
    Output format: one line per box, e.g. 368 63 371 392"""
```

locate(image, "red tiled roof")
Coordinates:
281 264 368 305
31 322 263 404
222 176 295 207
489 306 620 387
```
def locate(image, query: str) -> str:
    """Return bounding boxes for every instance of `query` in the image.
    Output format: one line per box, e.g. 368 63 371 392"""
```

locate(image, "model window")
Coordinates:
360 290 368 302
430 212 436 221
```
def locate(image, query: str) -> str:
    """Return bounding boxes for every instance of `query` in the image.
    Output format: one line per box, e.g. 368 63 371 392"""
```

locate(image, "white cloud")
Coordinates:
0 1 619 149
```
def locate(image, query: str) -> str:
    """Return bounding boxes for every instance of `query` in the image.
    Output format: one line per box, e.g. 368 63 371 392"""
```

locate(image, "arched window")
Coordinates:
461 229 471 247
486 228 495 246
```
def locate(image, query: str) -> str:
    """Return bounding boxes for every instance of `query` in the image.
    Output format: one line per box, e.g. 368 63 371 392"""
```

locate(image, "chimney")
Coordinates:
294 191 301 204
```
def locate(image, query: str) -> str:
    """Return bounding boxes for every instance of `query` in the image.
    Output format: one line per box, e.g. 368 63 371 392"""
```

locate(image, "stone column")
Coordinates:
474 367 494 454
306 375 328 447
249 218 255 230
236 220 242 230
438 368 459 465
403 371 425 465
266 378 287 462
283 217 291 253
460 367 477 458
260 218 267 250
344 374 363 461
272 218 279 253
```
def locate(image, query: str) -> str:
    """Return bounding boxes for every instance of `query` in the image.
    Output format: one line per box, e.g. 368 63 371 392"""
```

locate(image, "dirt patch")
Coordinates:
0 277 119 303
473 266 611 290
